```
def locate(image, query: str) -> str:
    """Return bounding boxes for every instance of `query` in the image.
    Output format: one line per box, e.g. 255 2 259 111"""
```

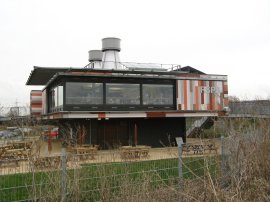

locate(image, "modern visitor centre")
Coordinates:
26 37 228 148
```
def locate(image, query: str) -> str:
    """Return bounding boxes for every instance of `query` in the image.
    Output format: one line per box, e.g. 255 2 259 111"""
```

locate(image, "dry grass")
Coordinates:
180 118 270 202
2 118 270 201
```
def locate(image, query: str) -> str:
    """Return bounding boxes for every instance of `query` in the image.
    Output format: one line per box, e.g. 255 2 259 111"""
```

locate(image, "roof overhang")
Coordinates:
26 66 186 86
26 66 73 85
26 66 227 87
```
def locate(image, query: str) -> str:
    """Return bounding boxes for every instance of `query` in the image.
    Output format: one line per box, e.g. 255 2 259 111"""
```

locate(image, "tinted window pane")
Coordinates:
50 88 55 109
58 85 63 106
143 84 173 105
50 85 63 110
54 87 58 107
106 83 140 105
66 82 103 104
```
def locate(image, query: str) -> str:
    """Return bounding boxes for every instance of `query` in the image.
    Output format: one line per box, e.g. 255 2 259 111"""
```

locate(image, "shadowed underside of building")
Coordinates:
59 117 185 149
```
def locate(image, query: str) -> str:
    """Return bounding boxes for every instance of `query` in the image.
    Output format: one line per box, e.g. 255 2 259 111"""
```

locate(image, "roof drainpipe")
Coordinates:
101 37 122 69
88 50 102 69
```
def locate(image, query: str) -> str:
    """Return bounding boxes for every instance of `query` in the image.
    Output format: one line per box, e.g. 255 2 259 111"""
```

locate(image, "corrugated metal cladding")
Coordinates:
30 90 42 117
176 80 228 111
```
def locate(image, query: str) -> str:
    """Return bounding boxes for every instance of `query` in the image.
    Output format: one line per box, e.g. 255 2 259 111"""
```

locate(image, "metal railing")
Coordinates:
84 61 182 72
186 116 211 137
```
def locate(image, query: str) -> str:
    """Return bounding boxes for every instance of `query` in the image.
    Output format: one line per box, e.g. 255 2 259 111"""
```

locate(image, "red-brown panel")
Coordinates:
184 80 188 110
195 86 199 110
180 73 200 78
209 81 215 110
31 103 42 108
98 113 106 119
31 92 42 96
201 81 204 104
146 112 166 118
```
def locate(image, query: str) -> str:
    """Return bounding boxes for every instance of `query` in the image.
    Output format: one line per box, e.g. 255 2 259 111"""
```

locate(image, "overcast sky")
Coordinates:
0 0 270 107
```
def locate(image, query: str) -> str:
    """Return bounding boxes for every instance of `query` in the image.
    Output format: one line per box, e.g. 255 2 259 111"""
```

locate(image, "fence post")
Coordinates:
31 159 37 201
61 147 67 202
176 138 183 178
176 137 184 201
220 135 227 187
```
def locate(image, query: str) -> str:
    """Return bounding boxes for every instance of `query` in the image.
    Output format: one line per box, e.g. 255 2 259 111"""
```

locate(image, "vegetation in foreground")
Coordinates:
0 118 270 201
0 156 219 201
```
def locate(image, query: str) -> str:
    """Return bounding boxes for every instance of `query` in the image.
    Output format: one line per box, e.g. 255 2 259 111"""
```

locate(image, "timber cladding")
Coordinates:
176 79 228 111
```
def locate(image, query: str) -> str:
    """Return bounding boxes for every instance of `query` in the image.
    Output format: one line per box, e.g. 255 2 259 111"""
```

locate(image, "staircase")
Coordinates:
186 117 214 137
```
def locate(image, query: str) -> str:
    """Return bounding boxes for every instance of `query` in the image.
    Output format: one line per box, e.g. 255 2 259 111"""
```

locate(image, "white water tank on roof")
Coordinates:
88 50 102 62
88 50 102 69
102 37 121 51
102 37 122 69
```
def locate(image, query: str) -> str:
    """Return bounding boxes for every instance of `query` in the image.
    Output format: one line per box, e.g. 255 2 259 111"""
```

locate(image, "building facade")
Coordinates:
26 38 228 148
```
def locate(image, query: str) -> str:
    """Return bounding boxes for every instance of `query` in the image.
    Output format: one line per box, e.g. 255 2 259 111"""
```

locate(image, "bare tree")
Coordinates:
0 103 4 116
228 95 240 102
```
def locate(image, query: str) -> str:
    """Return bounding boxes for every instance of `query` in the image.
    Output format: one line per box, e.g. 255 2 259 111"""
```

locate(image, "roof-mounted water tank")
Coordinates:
88 50 103 62
88 50 102 69
102 37 122 69
102 37 121 51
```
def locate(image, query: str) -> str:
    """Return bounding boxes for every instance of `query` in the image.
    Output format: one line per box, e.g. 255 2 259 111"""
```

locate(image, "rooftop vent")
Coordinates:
88 50 102 69
101 37 122 69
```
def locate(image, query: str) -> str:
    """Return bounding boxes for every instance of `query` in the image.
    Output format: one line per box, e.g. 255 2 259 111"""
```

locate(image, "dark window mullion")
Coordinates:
140 83 143 106
103 82 106 105
63 82 66 111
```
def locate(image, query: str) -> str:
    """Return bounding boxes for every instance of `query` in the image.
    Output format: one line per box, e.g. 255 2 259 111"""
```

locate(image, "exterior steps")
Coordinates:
186 117 214 137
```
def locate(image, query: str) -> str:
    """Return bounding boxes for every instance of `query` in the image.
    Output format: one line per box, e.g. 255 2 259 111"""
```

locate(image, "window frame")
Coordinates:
48 76 176 112
49 82 64 113
105 83 140 105
65 82 104 105
142 83 174 106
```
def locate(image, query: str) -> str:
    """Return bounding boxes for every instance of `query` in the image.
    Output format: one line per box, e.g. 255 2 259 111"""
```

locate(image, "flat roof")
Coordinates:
26 66 186 86
26 66 72 85
26 66 227 86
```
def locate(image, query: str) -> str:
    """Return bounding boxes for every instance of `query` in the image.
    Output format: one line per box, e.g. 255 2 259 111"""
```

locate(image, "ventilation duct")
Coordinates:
101 37 122 69
88 50 102 69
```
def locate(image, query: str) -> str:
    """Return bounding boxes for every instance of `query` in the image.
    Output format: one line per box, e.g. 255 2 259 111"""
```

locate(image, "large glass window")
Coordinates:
50 87 57 109
58 85 63 106
143 84 174 105
66 82 103 105
54 87 58 107
49 85 63 111
106 83 140 105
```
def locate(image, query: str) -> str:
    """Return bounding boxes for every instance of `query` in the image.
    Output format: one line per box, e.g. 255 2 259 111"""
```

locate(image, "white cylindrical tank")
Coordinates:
88 50 102 62
101 37 122 69
102 37 121 51
88 50 102 69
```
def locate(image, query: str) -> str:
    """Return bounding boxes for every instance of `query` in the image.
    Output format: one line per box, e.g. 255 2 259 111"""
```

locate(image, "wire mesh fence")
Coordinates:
0 143 224 202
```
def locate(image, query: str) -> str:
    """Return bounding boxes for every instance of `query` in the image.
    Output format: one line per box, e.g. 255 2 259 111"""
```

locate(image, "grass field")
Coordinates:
0 156 219 201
